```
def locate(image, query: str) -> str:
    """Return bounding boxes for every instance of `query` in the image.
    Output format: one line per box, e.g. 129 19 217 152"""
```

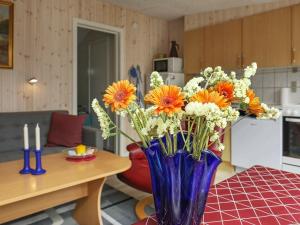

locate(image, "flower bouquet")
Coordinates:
92 63 280 225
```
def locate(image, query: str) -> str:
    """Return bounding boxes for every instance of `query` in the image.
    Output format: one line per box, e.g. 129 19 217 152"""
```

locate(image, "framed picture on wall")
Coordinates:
0 1 13 69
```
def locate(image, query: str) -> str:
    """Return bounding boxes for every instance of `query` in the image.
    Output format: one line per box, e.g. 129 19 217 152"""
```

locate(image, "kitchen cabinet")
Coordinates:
204 19 242 69
183 28 205 75
292 4 300 65
242 7 292 67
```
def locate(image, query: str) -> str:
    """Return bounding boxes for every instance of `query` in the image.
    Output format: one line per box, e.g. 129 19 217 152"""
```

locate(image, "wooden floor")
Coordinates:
106 161 236 200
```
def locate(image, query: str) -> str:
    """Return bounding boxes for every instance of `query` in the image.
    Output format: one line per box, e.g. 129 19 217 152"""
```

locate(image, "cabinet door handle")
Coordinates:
237 55 241 68
241 54 244 68
286 118 300 123
292 48 296 64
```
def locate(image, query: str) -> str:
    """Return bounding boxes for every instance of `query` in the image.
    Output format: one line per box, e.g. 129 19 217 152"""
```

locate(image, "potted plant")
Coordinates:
92 63 280 225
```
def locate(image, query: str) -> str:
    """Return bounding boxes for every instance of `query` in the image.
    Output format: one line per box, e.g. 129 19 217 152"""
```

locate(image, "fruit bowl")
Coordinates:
63 147 97 162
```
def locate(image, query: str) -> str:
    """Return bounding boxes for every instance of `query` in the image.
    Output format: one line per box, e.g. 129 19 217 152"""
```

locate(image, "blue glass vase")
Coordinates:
144 135 221 225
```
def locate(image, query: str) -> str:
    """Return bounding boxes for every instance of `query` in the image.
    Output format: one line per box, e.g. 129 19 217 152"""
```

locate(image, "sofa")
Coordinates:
0 110 102 162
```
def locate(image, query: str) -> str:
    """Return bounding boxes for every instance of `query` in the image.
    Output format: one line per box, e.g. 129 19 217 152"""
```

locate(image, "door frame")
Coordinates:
73 18 125 155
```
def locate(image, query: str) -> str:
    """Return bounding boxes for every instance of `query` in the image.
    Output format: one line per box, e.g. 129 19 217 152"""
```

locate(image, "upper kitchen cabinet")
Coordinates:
184 28 205 75
204 19 242 69
243 7 292 68
292 4 300 65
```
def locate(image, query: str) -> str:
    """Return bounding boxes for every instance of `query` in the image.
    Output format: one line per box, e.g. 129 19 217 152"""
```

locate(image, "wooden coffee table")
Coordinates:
0 151 131 225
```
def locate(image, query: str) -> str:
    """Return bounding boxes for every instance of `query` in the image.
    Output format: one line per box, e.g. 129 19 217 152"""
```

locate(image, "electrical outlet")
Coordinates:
291 81 297 93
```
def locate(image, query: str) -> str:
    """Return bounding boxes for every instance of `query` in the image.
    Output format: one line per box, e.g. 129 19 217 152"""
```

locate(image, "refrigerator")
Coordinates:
231 116 283 170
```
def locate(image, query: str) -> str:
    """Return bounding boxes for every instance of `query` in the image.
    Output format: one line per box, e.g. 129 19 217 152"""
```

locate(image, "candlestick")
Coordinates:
24 124 29 149
31 149 46 175
35 124 40 151
19 148 32 174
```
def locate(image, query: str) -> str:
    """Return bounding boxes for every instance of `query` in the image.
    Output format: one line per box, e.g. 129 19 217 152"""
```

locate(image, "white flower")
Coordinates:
244 62 257 78
183 77 204 97
230 71 236 79
218 143 225 151
203 66 230 86
185 102 229 131
92 99 114 139
185 102 219 117
210 132 219 142
258 103 281 120
223 106 240 122
203 67 213 78
233 79 249 99
244 97 250 104
150 71 164 88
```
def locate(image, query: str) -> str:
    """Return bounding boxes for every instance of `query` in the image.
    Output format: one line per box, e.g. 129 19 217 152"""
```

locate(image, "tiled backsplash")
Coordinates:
250 67 300 106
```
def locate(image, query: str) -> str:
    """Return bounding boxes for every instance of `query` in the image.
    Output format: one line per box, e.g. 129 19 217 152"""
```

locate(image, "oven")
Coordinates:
283 116 300 167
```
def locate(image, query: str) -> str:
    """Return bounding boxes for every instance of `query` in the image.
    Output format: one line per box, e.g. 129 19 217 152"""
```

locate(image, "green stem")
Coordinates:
159 137 167 155
166 133 172 155
184 118 196 151
173 133 177 154
117 129 139 145
127 109 148 147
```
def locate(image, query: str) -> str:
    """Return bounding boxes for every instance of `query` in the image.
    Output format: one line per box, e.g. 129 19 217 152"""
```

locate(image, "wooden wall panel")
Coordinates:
0 0 169 113
168 18 184 57
185 0 300 31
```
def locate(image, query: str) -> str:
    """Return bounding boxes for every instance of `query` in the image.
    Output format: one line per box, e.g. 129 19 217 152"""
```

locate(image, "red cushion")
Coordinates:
129 149 146 160
118 157 152 193
47 112 86 147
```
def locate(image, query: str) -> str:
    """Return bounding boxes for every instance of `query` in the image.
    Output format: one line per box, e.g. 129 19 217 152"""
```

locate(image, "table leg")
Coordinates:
73 178 106 225
135 196 154 220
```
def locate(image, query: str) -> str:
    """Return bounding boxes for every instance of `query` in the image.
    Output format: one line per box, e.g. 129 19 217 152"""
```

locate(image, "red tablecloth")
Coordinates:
133 166 300 225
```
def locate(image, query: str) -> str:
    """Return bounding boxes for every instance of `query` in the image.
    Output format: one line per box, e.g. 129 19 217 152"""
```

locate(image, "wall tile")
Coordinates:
262 72 275 88
288 69 300 87
275 71 288 88
254 88 263 99
251 74 263 88
262 87 275 105
274 88 281 105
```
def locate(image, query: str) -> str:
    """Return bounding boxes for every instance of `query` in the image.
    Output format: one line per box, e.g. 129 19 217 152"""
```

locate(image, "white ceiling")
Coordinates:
102 0 277 20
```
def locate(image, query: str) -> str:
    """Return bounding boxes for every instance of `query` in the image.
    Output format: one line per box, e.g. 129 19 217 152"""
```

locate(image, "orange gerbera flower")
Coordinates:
103 80 136 112
215 81 234 102
247 89 264 116
144 85 184 116
190 90 230 108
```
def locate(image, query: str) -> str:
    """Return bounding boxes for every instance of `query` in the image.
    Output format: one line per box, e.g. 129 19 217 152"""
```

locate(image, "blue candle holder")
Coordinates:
31 149 46 175
19 148 32 174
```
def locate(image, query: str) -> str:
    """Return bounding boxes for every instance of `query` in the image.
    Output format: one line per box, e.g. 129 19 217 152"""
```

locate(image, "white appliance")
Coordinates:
282 105 300 174
231 116 282 170
145 72 185 94
281 87 300 107
153 57 183 73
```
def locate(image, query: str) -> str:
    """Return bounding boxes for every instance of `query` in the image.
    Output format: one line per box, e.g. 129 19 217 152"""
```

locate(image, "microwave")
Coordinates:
153 57 183 73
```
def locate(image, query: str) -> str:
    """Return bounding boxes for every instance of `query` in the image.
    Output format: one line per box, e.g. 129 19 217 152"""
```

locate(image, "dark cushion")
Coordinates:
0 146 65 163
47 112 86 147
0 110 67 155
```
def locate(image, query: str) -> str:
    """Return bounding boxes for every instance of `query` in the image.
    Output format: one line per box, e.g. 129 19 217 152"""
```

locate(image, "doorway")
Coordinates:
73 19 124 154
